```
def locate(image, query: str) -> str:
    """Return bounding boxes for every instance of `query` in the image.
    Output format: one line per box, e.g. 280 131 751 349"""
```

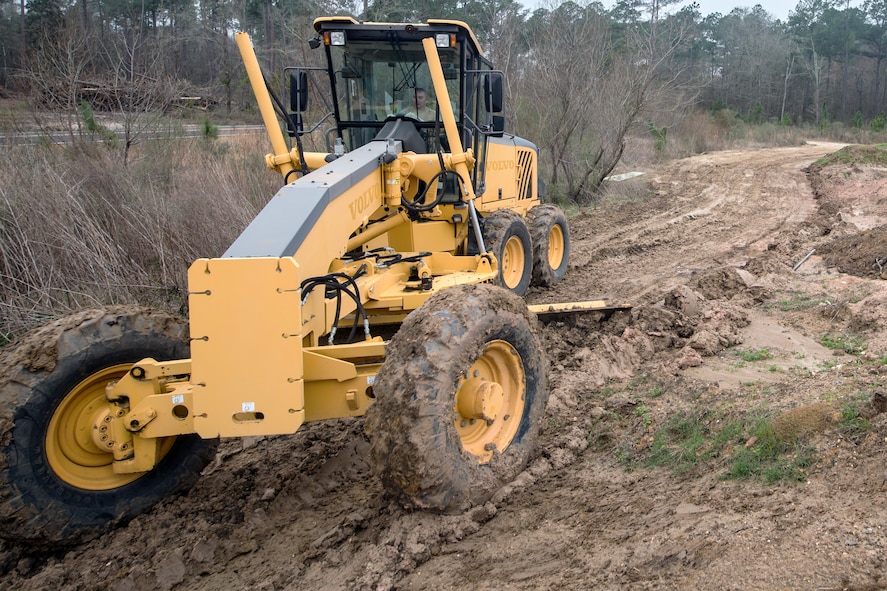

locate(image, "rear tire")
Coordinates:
527 204 570 286
365 284 549 512
0 307 218 546
482 209 533 296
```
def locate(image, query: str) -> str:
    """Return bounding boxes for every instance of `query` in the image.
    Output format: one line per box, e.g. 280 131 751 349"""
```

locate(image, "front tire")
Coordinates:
0 307 218 546
365 284 549 512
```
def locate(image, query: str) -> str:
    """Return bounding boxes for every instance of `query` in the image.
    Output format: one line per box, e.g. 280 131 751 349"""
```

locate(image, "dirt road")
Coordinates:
3 141 887 590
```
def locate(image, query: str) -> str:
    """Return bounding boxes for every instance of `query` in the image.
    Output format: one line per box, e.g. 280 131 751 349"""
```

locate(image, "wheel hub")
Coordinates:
457 378 505 422
454 340 526 463
45 364 174 491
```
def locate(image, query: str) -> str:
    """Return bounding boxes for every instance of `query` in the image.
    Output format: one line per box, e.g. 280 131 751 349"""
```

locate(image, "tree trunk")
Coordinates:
781 55 794 122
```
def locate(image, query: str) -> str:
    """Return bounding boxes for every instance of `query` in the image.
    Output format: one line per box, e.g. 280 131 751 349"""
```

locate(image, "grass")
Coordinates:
838 395 872 437
0 134 281 339
637 409 821 484
811 144 887 168
733 348 774 362
625 373 665 399
723 417 816 483
632 386 878 482
646 412 712 472
774 293 824 311
635 405 653 427
820 334 866 355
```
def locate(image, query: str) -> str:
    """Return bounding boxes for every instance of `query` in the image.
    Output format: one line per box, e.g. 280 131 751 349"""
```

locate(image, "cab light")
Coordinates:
326 31 346 46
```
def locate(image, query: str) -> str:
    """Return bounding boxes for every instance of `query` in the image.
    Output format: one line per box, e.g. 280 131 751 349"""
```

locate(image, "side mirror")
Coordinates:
289 71 308 112
483 73 503 113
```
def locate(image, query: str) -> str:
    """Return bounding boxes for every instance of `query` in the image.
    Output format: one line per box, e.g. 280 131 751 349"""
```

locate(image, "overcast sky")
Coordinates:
673 0 798 20
524 0 864 22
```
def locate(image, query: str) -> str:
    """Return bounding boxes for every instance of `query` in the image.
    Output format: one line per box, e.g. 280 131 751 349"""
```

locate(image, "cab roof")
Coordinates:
312 17 484 56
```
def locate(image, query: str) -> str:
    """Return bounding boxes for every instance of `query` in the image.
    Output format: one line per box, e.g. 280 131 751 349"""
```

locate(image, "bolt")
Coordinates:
103 416 112 423
470 419 476 425
100 434 109 442
473 370 480 377
460 420 467 428
99 425 108 433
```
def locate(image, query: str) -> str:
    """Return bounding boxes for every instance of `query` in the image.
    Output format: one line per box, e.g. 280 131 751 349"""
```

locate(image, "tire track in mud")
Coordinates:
537 142 843 307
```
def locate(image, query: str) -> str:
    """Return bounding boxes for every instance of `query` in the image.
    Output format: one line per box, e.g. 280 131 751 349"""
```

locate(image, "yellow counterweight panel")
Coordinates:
188 256 305 438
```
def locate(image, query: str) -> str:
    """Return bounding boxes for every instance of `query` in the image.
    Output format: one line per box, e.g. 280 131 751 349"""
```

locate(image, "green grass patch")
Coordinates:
646 412 713 472
774 293 823 311
733 348 774 362
641 411 819 484
723 417 815 483
811 144 887 168
839 397 871 437
820 333 866 355
634 405 652 427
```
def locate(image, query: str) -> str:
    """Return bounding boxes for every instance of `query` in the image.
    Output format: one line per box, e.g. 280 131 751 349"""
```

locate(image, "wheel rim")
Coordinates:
45 364 174 491
454 340 526 463
547 223 566 269
501 235 527 289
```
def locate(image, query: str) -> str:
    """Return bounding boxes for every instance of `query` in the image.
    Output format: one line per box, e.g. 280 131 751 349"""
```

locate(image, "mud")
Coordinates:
4 141 887 590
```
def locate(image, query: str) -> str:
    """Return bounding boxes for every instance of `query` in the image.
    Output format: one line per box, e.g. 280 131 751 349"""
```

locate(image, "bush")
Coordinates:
0 135 281 339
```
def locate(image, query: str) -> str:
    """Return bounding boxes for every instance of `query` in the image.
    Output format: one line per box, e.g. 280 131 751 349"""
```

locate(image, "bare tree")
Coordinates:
518 3 687 203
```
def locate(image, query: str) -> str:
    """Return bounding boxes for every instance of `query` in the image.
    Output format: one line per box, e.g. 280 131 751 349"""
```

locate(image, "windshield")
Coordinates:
327 39 461 148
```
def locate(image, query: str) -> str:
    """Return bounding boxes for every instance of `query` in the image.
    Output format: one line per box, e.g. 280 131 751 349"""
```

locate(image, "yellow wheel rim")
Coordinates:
501 235 526 289
454 340 526 463
547 223 565 269
45 364 174 491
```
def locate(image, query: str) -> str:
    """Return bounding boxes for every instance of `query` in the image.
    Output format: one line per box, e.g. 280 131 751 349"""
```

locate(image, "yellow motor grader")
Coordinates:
0 17 622 545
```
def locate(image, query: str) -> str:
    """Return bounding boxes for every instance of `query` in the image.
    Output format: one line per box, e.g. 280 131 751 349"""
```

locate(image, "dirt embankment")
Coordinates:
4 141 887 590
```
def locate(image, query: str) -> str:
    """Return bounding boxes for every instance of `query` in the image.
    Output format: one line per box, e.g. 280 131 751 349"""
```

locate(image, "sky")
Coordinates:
676 0 798 20
523 0 864 23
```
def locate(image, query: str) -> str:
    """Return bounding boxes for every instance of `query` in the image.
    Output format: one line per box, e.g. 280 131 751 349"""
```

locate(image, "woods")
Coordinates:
4 1 887 121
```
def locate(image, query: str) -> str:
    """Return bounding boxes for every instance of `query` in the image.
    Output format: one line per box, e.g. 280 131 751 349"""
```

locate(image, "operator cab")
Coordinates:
290 18 504 160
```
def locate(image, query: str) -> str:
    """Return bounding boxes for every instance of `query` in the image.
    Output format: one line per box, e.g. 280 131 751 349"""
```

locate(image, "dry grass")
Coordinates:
0 134 281 340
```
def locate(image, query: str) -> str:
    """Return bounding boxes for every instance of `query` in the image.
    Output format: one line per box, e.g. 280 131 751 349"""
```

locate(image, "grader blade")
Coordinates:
528 300 632 322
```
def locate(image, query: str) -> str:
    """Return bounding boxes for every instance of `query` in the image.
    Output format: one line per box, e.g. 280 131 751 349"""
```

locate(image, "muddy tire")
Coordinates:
0 307 218 546
365 284 548 512
482 209 533 296
527 204 570 286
